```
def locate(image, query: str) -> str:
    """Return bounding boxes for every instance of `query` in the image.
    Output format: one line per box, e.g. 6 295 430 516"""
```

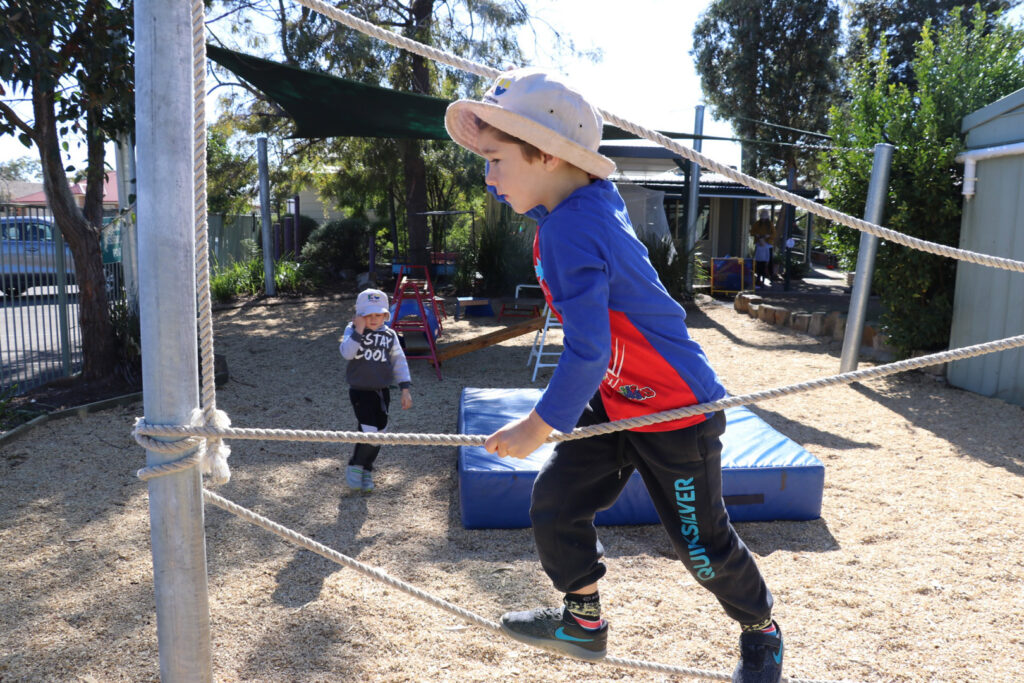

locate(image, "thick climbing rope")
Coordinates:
194 0 231 484
193 488 846 683
134 331 1024 448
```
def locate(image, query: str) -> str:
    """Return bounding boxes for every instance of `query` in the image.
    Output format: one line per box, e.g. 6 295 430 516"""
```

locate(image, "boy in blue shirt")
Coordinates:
446 69 783 682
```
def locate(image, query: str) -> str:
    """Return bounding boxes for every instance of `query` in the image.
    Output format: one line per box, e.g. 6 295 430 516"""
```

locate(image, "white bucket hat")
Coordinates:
356 288 391 320
445 67 616 179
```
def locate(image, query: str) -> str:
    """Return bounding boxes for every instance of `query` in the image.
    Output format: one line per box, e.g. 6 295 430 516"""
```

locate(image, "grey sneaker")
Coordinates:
499 606 607 661
732 621 783 683
361 468 374 493
345 465 364 490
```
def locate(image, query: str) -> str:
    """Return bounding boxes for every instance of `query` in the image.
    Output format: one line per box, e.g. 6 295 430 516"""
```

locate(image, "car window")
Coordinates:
25 222 52 241
1 220 55 241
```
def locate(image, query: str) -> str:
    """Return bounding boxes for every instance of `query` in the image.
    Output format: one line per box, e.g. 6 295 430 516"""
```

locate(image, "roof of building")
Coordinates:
961 86 1024 134
11 171 118 205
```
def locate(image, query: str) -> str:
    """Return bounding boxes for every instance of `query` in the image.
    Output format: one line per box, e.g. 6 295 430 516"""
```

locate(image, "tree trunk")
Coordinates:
33 77 116 380
402 138 429 267
401 0 433 268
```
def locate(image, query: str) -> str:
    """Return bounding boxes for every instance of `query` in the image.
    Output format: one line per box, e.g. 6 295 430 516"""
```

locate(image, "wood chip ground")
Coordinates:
2 296 1022 682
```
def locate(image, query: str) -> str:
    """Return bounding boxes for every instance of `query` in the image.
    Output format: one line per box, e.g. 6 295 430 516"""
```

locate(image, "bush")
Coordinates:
641 234 690 300
475 204 535 296
210 255 315 302
301 218 370 279
817 10 1024 355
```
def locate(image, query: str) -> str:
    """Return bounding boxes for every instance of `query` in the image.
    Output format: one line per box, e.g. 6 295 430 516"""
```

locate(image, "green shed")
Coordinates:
947 87 1024 406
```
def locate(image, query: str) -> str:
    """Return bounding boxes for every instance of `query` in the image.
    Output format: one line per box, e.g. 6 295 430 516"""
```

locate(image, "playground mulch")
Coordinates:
2 294 1023 682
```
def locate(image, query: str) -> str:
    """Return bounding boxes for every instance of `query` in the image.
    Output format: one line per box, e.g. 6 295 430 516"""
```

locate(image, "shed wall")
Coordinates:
947 154 1024 405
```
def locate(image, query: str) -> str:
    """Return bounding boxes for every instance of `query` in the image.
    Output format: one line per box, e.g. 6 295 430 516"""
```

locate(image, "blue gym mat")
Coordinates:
457 387 824 529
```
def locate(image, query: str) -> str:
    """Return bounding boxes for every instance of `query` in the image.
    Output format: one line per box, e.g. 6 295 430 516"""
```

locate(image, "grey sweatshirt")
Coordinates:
339 323 412 390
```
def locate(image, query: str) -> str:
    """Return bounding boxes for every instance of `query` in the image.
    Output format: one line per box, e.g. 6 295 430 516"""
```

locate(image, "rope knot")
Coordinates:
134 408 232 485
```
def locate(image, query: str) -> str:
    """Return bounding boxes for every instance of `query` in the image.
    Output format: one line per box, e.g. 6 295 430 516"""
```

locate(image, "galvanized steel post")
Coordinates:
685 104 705 292
840 143 894 373
258 138 276 296
135 0 213 679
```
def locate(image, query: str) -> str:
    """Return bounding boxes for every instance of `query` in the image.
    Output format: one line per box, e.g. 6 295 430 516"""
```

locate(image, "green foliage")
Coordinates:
845 0 1019 86
273 258 314 292
210 254 316 302
211 0 555 266
819 8 1024 355
692 0 842 182
207 124 258 215
301 218 372 278
0 156 42 182
641 235 701 301
0 0 134 378
210 257 264 302
475 204 535 296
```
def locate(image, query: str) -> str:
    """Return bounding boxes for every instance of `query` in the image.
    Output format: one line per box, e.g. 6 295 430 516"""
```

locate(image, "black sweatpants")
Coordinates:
348 387 391 471
529 393 774 626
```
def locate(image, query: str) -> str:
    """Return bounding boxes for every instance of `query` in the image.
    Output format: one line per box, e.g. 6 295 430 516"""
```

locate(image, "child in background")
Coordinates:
445 68 783 682
338 288 412 493
754 236 772 288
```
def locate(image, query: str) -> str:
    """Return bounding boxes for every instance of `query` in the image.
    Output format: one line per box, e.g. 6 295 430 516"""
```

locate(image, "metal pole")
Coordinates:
784 167 795 291
115 135 139 310
135 0 212 680
685 104 705 292
52 228 71 374
257 138 275 296
840 143 894 373
292 193 300 256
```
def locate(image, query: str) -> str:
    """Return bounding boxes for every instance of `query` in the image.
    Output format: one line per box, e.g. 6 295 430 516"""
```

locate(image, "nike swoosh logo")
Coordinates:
554 626 592 643
773 641 784 664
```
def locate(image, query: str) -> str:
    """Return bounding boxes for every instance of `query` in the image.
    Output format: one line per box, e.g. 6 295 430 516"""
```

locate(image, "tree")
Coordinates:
206 122 258 215
692 0 841 182
208 0 533 266
818 8 1024 355
0 155 42 181
844 0 1020 86
0 0 133 379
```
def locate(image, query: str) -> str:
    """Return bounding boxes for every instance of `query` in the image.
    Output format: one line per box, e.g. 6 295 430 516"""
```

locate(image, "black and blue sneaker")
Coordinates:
732 621 783 683
499 606 608 661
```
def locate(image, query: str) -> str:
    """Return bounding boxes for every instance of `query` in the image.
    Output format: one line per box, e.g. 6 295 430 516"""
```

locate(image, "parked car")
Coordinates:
0 216 76 296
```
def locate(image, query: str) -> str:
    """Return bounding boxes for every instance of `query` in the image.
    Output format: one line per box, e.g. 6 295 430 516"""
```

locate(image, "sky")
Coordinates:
520 0 741 167
3 0 1023 178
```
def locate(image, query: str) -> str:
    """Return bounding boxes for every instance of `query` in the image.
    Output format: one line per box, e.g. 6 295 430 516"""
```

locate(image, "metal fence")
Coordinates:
208 213 261 266
1 206 258 396
1 204 125 396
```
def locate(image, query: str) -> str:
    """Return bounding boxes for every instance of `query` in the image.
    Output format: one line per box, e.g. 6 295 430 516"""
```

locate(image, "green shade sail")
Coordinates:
206 45 695 144
206 44 454 140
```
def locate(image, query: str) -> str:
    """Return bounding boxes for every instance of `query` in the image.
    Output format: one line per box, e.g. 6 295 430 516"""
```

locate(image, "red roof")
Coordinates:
13 171 119 205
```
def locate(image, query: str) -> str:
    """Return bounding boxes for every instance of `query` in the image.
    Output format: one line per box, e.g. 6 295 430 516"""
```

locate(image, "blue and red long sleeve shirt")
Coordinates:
525 179 725 433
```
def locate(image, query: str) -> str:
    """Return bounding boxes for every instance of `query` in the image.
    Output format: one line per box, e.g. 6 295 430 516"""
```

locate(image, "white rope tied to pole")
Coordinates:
288 0 1024 276
202 488 847 683
134 332 1024 448
193 0 230 485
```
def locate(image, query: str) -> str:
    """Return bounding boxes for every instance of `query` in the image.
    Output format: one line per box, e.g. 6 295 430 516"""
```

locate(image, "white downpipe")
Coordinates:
956 141 1024 199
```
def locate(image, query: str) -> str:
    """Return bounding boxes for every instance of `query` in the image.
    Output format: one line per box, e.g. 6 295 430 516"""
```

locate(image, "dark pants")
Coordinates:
529 393 773 626
754 259 769 285
348 387 391 471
